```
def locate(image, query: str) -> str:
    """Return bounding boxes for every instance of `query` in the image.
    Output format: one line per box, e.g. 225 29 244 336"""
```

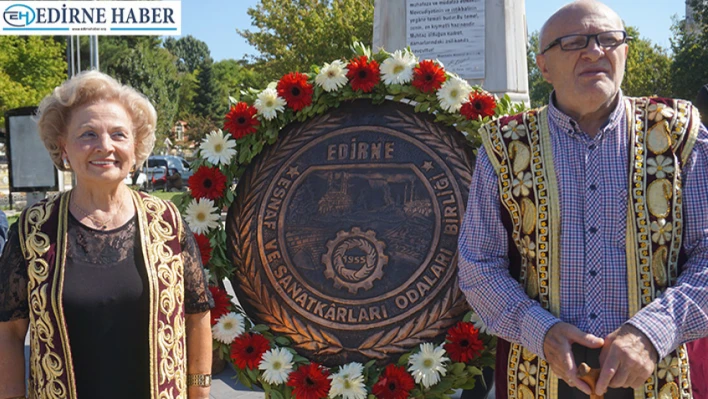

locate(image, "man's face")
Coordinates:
536 6 628 116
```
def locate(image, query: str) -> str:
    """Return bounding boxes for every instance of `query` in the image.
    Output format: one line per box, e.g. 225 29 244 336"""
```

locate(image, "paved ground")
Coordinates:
210 366 265 399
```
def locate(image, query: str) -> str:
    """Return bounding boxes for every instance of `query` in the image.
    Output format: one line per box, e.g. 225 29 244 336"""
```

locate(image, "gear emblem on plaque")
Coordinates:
227 99 474 366
322 227 388 294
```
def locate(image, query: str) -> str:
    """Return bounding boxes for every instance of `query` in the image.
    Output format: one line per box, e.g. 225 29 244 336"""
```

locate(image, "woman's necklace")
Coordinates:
71 198 125 230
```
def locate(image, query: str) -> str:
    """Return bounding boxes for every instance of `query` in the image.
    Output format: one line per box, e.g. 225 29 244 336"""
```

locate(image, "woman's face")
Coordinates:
62 100 136 189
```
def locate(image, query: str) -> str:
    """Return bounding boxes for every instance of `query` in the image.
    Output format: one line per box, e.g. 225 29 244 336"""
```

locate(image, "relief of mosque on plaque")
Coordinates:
226 99 474 366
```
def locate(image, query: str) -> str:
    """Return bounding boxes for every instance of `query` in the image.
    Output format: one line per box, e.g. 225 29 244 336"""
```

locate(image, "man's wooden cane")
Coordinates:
578 363 603 399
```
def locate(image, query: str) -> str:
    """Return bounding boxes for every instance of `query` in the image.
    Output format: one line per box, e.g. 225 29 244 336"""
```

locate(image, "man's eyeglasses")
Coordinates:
540 30 632 54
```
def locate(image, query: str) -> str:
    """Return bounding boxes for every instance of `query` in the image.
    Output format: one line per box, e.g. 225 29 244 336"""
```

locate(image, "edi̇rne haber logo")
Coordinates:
1 1 181 35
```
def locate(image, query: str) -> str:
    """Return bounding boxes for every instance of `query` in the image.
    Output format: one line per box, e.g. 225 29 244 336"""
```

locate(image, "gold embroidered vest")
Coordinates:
479 97 702 399
20 190 188 399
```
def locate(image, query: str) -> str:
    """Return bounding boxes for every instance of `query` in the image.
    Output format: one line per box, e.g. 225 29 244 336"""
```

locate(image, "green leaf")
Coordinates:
251 324 270 333
246 367 260 381
270 389 285 399
292 355 309 364
459 379 477 390
275 336 291 346
262 382 272 393
387 84 402 95
466 366 484 378
397 353 411 366
237 370 253 388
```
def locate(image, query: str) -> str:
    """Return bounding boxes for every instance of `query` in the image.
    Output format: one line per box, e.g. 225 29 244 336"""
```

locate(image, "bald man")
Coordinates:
458 1 708 398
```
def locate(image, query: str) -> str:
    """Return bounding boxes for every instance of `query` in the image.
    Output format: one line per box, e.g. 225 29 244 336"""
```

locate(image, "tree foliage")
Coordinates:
238 0 375 81
0 36 67 127
175 70 199 121
622 26 673 98
526 32 553 108
193 58 223 120
213 59 266 114
163 35 211 73
671 0 708 101
100 37 180 149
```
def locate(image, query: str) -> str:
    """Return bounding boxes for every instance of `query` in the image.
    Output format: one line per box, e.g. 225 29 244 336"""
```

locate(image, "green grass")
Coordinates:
8 214 18 226
150 191 183 203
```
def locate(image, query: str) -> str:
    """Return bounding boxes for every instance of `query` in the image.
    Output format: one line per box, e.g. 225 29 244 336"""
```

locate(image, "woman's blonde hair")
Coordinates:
36 70 157 171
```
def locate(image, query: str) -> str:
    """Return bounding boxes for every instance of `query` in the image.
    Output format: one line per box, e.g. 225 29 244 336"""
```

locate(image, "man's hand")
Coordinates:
595 324 658 395
543 322 605 395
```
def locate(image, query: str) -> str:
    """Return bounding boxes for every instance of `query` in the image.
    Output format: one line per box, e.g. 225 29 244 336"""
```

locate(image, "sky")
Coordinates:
179 1 687 62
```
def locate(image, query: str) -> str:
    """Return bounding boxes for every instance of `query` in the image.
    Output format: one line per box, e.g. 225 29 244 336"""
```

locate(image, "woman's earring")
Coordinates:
63 158 71 170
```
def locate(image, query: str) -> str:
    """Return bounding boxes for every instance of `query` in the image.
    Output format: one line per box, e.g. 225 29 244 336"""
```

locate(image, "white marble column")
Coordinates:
373 0 530 105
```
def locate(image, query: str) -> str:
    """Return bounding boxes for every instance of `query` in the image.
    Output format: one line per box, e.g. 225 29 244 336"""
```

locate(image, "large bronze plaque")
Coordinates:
227 99 473 366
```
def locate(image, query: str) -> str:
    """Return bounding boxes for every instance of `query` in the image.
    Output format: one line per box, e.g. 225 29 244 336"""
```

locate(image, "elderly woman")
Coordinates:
0 71 214 399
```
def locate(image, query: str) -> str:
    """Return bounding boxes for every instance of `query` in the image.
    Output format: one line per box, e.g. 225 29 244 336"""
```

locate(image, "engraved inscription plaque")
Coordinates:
226 99 474 366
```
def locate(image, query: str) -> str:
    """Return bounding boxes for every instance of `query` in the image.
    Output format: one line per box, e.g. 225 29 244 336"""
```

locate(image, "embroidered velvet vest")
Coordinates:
20 190 187 399
478 97 702 399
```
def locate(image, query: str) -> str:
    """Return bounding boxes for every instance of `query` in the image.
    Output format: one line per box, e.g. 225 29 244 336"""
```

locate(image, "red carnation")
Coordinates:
230 332 271 370
444 321 484 363
188 166 227 200
194 233 212 266
412 60 446 93
224 102 260 140
277 72 314 111
460 91 497 120
209 285 230 325
346 55 381 93
287 363 331 399
372 364 415 399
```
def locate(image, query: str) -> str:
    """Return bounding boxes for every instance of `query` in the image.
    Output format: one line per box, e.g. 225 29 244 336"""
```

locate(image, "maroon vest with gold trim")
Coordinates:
20 190 187 399
478 97 702 399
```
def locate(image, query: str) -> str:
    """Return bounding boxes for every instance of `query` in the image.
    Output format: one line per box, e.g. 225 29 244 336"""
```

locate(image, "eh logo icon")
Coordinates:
3 4 35 27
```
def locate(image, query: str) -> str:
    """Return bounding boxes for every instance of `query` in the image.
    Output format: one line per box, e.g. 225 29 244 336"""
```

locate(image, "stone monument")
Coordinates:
373 0 530 105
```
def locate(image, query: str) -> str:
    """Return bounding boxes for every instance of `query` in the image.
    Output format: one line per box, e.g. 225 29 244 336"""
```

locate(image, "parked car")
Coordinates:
145 155 193 181
144 155 192 191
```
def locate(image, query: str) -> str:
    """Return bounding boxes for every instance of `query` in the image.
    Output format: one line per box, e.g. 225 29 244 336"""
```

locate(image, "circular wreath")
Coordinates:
176 42 524 399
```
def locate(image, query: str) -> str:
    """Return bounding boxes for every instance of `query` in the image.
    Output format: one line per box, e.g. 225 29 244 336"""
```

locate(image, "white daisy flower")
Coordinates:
408 343 449 388
185 198 221 234
512 171 533 197
200 129 237 166
469 312 488 335
436 76 473 113
258 347 294 385
646 155 675 179
329 362 366 399
315 60 349 92
254 87 286 121
650 218 673 245
212 312 245 344
502 120 527 140
380 50 417 85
